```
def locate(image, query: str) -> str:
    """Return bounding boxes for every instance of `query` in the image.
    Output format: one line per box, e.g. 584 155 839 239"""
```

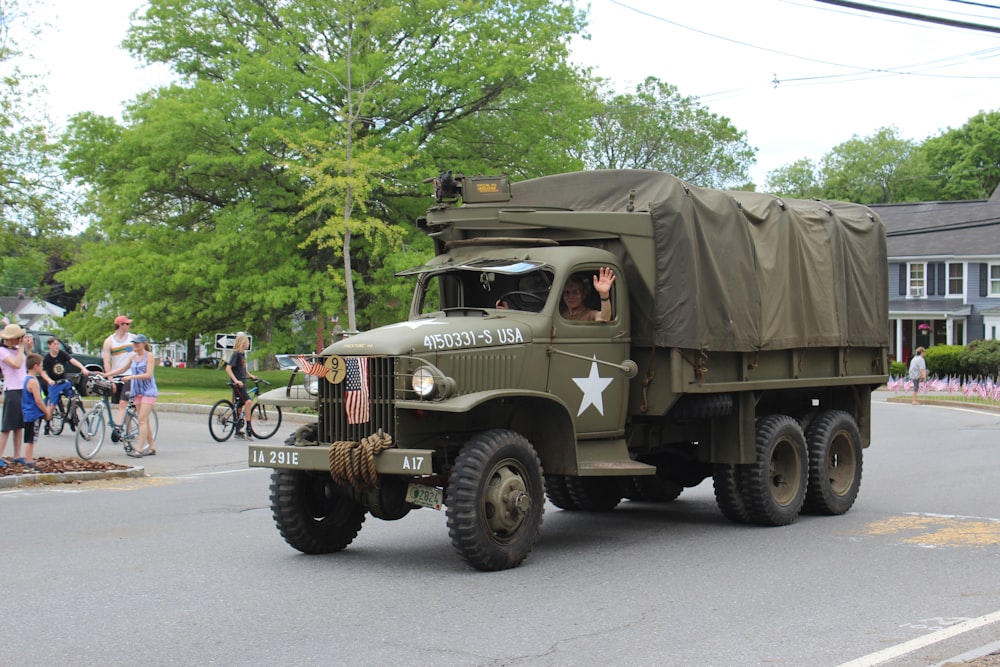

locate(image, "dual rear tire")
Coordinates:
712 410 863 525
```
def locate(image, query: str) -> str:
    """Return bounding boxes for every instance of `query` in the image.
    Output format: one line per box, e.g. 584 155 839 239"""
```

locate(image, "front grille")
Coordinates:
319 356 396 443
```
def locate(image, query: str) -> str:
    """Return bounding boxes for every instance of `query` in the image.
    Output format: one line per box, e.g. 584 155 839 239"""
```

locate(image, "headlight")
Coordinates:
412 367 435 398
303 373 319 396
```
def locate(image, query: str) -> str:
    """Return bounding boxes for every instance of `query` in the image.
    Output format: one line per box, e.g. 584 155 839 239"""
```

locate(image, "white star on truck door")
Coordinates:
572 356 614 416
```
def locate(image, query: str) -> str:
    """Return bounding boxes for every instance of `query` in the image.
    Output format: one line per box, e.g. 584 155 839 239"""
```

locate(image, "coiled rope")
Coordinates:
328 429 394 492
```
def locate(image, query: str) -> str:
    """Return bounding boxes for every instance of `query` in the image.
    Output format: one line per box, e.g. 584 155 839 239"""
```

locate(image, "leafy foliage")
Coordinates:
960 339 1000 378
923 344 963 377
57 0 593 360
921 110 1000 201
585 77 755 189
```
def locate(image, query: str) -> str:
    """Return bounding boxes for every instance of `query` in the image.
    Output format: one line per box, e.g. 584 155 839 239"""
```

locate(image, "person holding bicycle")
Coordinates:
225 333 257 440
105 334 158 457
41 336 91 435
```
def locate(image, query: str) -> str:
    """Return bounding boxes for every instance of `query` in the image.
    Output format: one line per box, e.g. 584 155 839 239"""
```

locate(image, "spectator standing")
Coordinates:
0 323 31 467
102 315 135 425
106 334 158 457
40 336 90 434
225 333 258 440
21 353 51 469
908 346 927 405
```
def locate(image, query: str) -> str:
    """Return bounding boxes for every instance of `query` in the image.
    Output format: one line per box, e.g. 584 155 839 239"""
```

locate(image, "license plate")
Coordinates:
405 483 443 510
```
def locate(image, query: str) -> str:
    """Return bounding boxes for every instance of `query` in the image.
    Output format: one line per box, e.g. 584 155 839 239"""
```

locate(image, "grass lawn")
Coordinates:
151 366 292 405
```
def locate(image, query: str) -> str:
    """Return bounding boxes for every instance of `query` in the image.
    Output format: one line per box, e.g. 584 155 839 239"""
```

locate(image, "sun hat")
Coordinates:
133 334 149 344
1 323 26 339
114 315 133 326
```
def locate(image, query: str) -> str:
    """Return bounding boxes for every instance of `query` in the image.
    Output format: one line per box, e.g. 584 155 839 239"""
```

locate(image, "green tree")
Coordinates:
819 127 924 204
765 158 822 199
0 0 72 300
60 0 593 356
921 110 1000 200
584 77 756 188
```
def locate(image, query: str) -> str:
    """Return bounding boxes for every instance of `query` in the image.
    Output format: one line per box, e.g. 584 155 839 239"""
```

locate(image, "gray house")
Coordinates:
872 184 1000 363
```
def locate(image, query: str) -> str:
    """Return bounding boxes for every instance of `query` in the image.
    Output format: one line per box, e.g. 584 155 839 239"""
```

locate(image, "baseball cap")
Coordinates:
114 315 133 326
133 334 149 344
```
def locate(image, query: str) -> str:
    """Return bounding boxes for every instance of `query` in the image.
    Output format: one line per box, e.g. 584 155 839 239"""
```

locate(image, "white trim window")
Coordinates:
991 264 1000 297
908 262 926 298
947 262 965 297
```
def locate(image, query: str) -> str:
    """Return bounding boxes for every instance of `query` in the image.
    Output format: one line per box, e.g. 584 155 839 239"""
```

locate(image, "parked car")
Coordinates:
19 330 104 395
195 356 224 369
27 330 104 372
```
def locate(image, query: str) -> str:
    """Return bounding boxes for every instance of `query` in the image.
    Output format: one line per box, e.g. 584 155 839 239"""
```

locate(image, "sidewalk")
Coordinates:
0 402 315 489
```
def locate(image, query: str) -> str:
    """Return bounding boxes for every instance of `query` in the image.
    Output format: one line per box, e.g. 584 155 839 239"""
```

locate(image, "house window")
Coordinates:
908 263 926 298
991 264 1000 297
947 263 964 297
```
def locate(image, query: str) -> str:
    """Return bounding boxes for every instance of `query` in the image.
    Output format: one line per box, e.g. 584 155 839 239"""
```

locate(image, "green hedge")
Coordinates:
924 345 964 376
960 339 1000 378
890 360 907 377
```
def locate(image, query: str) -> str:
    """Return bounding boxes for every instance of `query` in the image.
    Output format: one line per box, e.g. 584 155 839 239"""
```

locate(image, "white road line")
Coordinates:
180 467 267 478
838 609 1000 667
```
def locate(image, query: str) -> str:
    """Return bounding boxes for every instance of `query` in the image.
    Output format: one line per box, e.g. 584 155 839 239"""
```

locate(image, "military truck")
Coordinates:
250 170 889 571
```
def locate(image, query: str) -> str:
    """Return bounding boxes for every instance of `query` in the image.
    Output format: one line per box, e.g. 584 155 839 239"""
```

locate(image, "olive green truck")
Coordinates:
250 170 889 571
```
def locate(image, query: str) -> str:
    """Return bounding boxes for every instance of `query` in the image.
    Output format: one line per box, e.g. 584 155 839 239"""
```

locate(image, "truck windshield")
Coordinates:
415 267 554 315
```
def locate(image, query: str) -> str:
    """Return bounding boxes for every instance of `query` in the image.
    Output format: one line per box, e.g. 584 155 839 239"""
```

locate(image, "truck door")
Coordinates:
547 265 630 437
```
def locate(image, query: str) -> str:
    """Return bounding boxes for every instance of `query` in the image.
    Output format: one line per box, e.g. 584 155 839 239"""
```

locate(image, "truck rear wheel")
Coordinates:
565 476 623 511
446 429 545 571
803 410 863 515
544 475 580 510
712 464 751 523
269 470 366 554
740 415 807 526
626 475 683 503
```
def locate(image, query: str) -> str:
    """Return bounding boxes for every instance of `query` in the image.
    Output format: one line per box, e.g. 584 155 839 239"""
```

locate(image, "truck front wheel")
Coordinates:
269 470 366 554
446 429 545 571
740 415 807 526
803 410 863 515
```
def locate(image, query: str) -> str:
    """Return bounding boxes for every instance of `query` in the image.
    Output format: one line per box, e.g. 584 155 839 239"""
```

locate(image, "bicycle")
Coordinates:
209 378 282 441
47 374 88 436
75 376 160 459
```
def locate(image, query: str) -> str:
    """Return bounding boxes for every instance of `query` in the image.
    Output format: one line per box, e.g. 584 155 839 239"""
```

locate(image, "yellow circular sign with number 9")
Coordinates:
324 354 347 384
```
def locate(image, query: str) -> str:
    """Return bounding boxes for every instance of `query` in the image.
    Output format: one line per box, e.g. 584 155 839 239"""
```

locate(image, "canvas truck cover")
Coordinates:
505 170 889 352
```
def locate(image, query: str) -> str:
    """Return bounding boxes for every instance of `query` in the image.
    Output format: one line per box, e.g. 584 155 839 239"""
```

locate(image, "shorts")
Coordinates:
24 418 42 444
112 380 128 405
2 390 25 432
133 394 157 405
233 383 251 404
911 377 921 392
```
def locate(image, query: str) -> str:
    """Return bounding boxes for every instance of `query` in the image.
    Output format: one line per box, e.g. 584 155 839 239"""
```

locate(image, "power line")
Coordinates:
814 0 1000 33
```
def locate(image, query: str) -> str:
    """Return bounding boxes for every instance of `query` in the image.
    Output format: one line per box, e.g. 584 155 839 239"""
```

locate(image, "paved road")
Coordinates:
1 401 998 666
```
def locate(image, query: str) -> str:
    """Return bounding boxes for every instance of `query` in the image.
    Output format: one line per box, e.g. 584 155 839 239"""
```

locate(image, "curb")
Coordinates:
0 465 146 490
884 395 1000 413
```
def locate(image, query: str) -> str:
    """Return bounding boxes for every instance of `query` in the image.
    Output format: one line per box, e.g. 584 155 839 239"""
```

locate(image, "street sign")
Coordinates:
215 333 252 351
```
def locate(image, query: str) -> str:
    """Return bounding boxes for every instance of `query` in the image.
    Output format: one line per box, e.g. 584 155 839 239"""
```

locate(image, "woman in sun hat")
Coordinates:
0 323 32 467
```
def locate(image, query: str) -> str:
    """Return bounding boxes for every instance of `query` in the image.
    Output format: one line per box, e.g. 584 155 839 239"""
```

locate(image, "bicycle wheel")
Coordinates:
75 407 106 459
67 398 85 433
209 399 237 442
250 402 282 440
49 396 67 436
123 408 141 453
149 408 159 440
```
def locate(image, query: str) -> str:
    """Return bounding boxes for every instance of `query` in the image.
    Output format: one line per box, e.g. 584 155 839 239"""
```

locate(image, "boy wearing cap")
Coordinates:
102 315 135 424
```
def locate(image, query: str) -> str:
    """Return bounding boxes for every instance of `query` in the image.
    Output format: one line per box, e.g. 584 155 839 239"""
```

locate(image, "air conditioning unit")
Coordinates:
909 287 925 297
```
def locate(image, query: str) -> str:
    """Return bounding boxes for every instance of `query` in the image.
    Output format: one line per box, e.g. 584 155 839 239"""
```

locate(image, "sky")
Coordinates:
22 0 1000 186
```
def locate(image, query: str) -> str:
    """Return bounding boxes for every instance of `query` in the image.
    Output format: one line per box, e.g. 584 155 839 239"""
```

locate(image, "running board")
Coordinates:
576 439 656 476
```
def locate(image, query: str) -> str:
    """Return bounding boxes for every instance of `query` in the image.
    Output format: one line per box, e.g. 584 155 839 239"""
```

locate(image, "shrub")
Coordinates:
890 360 907 377
960 339 1000 378
924 345 964 376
